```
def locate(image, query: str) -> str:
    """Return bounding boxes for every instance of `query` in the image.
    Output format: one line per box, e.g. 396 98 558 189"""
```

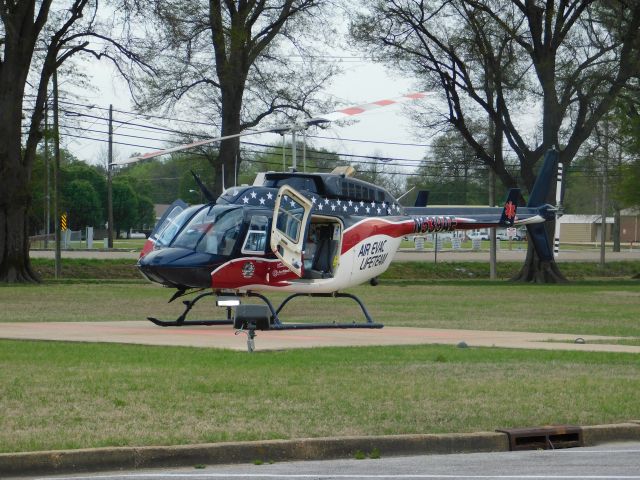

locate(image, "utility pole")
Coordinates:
486 123 497 279
613 139 622 252
44 101 50 249
107 104 114 248
599 160 607 268
53 70 61 278
489 169 497 280
600 121 609 268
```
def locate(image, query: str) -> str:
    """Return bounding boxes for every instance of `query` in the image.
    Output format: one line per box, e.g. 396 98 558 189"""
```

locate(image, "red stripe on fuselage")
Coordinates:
341 219 415 254
210 257 297 290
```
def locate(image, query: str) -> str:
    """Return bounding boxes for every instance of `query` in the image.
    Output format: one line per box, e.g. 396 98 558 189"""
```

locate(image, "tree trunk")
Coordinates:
511 217 568 283
511 240 568 283
0 201 41 283
0 82 41 283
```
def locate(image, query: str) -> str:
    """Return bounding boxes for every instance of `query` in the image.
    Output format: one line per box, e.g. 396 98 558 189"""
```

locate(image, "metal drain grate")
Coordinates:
496 425 583 451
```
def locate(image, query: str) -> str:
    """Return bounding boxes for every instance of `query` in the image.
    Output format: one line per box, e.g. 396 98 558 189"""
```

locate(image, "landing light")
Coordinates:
217 297 240 307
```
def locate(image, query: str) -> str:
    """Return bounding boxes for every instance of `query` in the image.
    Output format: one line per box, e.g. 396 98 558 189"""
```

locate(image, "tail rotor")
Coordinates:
553 162 564 258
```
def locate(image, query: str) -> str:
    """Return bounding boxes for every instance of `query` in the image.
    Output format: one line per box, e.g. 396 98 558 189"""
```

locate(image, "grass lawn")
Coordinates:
1 265 638 454
0 340 638 453
1 279 639 337
30 239 147 250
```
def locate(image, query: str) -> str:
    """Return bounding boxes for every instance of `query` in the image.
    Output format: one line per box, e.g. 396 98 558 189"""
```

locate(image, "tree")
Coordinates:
0 0 146 282
111 179 139 238
355 155 407 198
63 179 102 230
406 130 490 206
617 160 640 207
132 0 336 195
118 153 214 204
63 160 107 223
613 86 640 209
136 195 155 231
352 0 640 282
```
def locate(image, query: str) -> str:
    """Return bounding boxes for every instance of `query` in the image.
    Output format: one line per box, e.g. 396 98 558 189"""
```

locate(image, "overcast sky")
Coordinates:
60 51 438 173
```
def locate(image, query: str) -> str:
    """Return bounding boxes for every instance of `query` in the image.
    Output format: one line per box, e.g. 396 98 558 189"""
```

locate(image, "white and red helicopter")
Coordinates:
113 93 563 351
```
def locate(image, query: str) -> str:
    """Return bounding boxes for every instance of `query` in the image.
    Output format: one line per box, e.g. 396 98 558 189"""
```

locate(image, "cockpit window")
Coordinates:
241 215 269 255
154 206 200 248
171 206 243 256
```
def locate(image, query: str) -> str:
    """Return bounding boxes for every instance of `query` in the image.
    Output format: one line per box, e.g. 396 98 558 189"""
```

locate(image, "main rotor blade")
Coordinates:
307 92 434 125
112 91 433 166
110 126 287 166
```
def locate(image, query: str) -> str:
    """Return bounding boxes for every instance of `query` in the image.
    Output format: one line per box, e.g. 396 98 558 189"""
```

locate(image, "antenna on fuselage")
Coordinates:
303 130 307 172
396 186 416 202
190 170 216 203
291 129 297 170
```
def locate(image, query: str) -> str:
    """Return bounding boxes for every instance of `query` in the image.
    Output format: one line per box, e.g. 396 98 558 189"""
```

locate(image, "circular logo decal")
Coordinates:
241 262 255 279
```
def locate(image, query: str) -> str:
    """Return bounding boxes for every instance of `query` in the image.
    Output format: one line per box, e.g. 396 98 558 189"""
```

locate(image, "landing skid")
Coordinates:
273 292 379 327
147 291 273 327
147 290 383 352
148 291 233 327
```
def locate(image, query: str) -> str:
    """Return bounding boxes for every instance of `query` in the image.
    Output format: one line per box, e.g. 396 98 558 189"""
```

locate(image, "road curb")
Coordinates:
581 422 640 446
2 423 639 477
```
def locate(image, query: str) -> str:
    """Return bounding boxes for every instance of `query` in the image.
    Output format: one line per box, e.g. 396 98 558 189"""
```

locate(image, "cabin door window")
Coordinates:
270 186 312 277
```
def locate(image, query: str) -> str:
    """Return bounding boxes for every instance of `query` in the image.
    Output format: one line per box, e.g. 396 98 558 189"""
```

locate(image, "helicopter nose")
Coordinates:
137 248 224 289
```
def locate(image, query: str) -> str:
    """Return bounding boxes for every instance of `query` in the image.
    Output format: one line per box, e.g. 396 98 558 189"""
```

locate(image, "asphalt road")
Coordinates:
18 442 640 480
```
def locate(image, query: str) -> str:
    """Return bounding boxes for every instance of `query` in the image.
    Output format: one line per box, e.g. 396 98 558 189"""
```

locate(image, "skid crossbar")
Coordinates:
147 292 278 327
147 291 383 331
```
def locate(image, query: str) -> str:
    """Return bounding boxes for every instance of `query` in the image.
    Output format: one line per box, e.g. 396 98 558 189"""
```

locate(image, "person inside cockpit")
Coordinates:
303 225 318 272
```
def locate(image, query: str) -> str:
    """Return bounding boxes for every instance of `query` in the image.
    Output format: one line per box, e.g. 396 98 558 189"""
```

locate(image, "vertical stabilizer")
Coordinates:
499 189 520 226
527 149 558 207
525 149 560 261
414 190 430 207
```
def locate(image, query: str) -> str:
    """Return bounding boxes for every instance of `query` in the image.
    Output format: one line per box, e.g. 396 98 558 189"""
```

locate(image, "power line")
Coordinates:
25 95 220 128
23 99 634 179
30 121 623 178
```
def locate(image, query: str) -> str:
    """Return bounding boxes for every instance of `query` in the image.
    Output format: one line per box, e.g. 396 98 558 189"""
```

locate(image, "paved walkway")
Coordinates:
395 248 640 262
1 321 638 353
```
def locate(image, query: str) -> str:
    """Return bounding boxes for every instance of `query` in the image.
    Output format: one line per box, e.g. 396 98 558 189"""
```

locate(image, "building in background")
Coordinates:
620 209 640 244
559 215 613 243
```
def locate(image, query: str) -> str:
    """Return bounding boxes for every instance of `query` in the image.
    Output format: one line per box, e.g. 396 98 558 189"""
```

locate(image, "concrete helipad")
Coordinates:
1 321 639 353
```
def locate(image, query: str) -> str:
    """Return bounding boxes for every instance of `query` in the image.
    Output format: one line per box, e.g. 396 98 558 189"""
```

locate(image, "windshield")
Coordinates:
171 205 244 256
154 205 203 248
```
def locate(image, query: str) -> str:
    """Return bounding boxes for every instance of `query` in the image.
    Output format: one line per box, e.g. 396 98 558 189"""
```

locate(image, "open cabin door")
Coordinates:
270 186 313 277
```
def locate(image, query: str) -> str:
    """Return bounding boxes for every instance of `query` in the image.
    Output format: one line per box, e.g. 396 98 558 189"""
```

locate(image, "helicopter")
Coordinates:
113 94 563 351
